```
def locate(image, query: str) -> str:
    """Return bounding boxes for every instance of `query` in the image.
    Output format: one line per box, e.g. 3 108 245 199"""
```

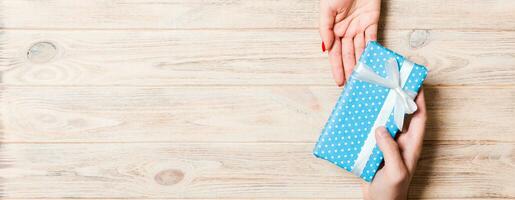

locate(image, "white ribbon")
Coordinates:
350 58 417 177
354 58 418 129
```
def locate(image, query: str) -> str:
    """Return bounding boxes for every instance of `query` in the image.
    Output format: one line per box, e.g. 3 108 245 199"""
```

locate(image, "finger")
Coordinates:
408 89 427 140
333 18 351 38
341 37 355 82
364 24 378 43
343 18 362 39
335 12 348 25
354 32 365 63
404 88 427 170
361 183 371 200
319 0 336 51
329 38 344 86
375 127 405 173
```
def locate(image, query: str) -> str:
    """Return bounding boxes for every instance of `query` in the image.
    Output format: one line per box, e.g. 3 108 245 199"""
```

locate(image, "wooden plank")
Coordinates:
2 197 506 200
1 30 514 86
1 0 514 30
1 86 513 142
2 197 358 200
0 199 506 200
0 142 512 199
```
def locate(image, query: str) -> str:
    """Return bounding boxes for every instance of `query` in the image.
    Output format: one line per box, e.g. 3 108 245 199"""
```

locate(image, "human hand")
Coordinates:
319 0 381 86
361 89 427 200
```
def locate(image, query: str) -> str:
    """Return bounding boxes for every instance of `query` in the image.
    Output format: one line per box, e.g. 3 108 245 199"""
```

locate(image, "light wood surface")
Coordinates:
1 0 514 30
0 143 513 199
1 30 514 86
0 0 514 199
1 87 513 142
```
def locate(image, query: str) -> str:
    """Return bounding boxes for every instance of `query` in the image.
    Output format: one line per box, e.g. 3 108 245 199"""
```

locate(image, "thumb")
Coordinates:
375 127 404 171
319 0 336 51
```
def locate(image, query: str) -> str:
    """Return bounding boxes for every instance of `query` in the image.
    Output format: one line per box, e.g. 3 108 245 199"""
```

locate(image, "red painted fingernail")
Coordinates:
321 41 326 52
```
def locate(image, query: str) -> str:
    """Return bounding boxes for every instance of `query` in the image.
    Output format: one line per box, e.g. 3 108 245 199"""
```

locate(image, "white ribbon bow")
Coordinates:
353 58 418 130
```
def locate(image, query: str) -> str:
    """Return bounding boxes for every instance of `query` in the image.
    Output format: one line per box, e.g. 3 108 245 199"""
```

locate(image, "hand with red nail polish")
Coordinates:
319 0 381 86
362 89 427 200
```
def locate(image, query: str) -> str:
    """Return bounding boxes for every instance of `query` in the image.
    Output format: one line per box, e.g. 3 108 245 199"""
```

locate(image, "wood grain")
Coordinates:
1 86 513 143
1 0 514 199
0 142 513 199
1 0 514 30
1 30 514 86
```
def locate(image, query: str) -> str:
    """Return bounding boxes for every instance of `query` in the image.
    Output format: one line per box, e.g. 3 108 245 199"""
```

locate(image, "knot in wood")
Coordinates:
27 42 57 63
154 169 184 186
409 30 430 49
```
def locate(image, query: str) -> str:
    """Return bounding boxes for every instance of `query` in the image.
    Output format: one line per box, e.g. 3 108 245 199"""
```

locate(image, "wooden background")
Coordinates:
0 0 514 199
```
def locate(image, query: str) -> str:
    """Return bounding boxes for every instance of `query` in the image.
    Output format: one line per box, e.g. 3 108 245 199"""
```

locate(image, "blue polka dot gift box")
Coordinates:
313 41 428 182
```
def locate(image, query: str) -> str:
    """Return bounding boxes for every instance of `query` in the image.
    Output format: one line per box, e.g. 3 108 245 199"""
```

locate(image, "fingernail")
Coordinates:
376 127 389 138
322 41 326 52
338 80 345 87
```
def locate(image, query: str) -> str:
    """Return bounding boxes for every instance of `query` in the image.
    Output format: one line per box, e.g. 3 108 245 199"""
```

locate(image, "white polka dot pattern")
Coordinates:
313 41 428 182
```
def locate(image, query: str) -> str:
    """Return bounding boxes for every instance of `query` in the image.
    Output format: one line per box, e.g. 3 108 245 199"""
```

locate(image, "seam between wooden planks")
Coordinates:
0 85 514 88
2 27 515 32
0 140 511 145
